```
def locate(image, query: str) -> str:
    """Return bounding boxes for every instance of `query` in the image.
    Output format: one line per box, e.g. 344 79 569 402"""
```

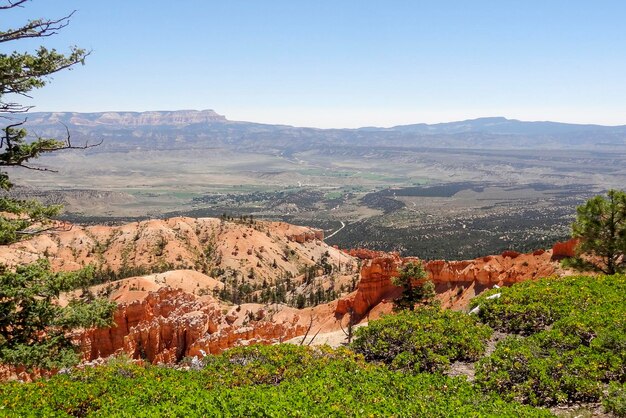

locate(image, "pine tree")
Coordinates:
392 261 436 311
1 1 100 242
0 1 113 369
0 260 116 368
572 189 626 274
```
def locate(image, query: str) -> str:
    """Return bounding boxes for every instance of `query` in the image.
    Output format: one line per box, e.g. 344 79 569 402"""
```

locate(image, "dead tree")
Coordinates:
339 307 357 344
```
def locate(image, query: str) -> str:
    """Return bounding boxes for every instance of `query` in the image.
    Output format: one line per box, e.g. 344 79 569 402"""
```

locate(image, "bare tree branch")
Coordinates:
0 0 28 10
0 103 35 114
60 122 104 149
299 315 315 346
14 164 57 172
339 307 356 344
15 220 73 236
0 11 76 43
306 327 322 346
1 120 102 172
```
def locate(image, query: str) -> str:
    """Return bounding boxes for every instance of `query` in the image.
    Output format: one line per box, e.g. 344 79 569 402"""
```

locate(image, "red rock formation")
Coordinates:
426 252 555 285
0 217 356 300
0 365 55 382
501 250 520 259
552 238 579 259
79 287 308 363
337 254 402 316
336 249 558 317
0 214 575 373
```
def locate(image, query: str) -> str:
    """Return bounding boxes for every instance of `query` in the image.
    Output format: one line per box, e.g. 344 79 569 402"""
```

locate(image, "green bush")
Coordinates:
474 274 626 406
471 274 626 335
351 307 493 373
198 343 362 388
0 344 550 417
604 382 626 417
475 334 606 405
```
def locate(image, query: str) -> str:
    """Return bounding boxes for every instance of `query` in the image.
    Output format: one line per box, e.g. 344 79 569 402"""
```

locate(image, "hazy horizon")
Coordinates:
14 109 626 130
6 1 626 129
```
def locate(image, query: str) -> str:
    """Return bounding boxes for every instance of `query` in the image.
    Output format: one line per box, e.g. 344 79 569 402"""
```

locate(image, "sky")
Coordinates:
4 1 626 128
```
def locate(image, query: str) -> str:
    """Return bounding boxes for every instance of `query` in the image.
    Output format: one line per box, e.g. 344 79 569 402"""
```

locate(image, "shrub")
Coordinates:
604 382 626 417
351 307 493 373
474 274 626 406
470 274 626 335
0 344 550 417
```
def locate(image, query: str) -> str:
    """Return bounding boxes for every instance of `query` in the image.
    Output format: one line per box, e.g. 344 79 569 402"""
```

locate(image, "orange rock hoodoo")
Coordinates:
336 254 402 317
79 287 307 363
0 216 577 375
79 239 569 363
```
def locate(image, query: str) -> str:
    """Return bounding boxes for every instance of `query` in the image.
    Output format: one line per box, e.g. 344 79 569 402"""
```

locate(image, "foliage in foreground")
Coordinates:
473 274 626 406
351 307 493 373
605 382 626 417
2 273 624 415
0 345 550 417
0 260 116 369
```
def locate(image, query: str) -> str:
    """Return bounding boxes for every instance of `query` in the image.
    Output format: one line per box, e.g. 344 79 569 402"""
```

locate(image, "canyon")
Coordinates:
0 216 579 381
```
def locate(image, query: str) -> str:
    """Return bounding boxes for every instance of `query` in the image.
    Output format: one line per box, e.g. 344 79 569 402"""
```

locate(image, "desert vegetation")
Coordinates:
352 308 492 373
0 345 549 417
2 273 625 416
473 274 626 407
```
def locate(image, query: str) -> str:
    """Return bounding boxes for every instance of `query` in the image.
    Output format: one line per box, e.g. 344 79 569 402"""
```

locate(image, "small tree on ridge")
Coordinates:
392 260 436 311
572 189 626 274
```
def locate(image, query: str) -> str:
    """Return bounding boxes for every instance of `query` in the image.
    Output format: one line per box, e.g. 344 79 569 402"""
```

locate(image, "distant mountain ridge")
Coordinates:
389 116 626 135
2 111 625 150
7 111 625 132
13 109 226 127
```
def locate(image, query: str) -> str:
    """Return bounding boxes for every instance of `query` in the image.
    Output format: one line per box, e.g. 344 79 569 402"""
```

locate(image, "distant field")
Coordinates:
53 181 594 260
8 141 621 260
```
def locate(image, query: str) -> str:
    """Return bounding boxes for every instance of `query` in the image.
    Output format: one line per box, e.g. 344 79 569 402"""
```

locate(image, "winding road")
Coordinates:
325 221 346 240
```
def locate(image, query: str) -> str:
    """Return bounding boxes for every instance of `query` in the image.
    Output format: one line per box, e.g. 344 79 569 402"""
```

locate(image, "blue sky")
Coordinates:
5 1 626 127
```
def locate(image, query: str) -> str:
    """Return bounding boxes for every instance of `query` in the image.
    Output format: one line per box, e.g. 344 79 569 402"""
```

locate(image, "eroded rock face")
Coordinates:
336 254 402 317
426 251 555 285
0 365 55 383
337 248 558 317
552 238 579 259
342 248 388 260
287 229 324 243
78 287 309 363
27 110 227 127
0 215 575 373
